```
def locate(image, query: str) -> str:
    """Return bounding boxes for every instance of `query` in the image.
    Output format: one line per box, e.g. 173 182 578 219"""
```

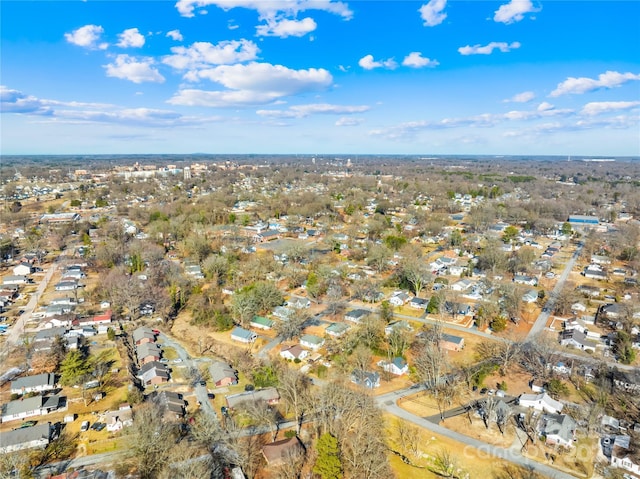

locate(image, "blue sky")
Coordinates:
1 0 639 156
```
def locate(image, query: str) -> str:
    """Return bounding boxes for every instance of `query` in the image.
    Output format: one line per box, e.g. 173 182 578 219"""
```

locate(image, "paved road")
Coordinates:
158 332 218 421
378 395 579 479
1 257 60 354
527 242 584 339
35 450 126 477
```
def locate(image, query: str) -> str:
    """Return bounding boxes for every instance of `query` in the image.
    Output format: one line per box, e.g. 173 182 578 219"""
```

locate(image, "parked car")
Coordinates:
91 422 106 431
80 421 90 432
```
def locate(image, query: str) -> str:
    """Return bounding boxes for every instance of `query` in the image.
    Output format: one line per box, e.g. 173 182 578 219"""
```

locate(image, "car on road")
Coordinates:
199 380 206 386
80 420 90 432
173 358 183 363
159 358 169 363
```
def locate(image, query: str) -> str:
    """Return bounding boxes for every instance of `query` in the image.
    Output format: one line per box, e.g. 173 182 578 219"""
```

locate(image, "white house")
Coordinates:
287 296 311 309
377 357 409 376
105 405 133 432
279 345 309 361
13 263 34 276
231 327 257 343
300 334 325 351
540 414 576 447
1 395 63 422
518 393 563 414
611 435 640 476
3 275 28 286
388 291 411 307
0 422 51 453
10 373 56 395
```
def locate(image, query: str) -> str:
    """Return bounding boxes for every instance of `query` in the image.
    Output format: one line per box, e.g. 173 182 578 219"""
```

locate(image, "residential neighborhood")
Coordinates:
0 154 639 479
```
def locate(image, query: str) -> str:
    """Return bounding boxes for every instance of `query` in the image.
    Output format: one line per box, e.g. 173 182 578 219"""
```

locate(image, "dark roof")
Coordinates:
262 437 304 464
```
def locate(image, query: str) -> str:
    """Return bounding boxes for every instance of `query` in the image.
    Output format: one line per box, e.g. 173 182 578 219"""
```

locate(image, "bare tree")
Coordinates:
276 365 312 434
432 448 465 478
128 403 179 479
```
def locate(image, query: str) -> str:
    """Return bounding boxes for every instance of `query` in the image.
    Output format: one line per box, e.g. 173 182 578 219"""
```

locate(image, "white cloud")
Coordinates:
358 54 397 70
175 0 353 20
402 52 439 68
419 0 447 27
550 71 640 97
169 62 332 107
580 101 640 116
458 41 521 55
336 116 363 126
104 55 165 84
166 29 184 41
0 86 51 115
64 25 108 50
256 103 369 118
1 86 220 127
537 101 554 111
256 16 317 37
504 91 535 103
494 0 538 24
163 39 259 70
117 28 145 48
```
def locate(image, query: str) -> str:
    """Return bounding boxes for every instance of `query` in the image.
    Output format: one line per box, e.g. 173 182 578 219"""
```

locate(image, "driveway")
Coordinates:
158 332 218 421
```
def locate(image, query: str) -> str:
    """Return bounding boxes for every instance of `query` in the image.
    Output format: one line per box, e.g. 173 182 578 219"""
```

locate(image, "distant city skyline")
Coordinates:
1 1 639 156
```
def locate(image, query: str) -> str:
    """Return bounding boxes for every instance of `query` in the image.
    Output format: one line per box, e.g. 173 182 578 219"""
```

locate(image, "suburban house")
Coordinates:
132 326 156 345
3 275 28 286
105 405 133 432
610 435 640 475
583 266 608 281
250 316 274 330
0 422 52 453
440 333 465 352
388 291 411 306
13 263 34 276
540 414 576 448
136 342 163 365
262 437 305 465
513 274 538 286
210 362 239 387
137 361 170 386
300 334 325 351
451 279 474 292
444 301 472 317
279 345 309 361
522 289 539 304
226 387 280 409
91 310 113 326
559 329 597 352
518 393 563 414
385 320 414 336
231 326 257 343
11 373 56 395
377 357 409 376
150 390 186 420
287 296 311 309
409 297 429 310
345 309 370 324
325 322 350 338
55 280 78 291
1 395 64 422
272 306 295 321
350 370 381 389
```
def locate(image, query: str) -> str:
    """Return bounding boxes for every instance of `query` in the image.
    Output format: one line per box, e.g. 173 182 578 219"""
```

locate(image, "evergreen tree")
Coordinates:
313 433 342 479
59 349 91 386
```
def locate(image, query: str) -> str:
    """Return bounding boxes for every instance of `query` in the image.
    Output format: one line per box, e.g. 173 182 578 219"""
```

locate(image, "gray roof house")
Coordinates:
540 414 576 448
230 326 257 343
210 361 239 387
132 326 156 344
326 322 350 337
300 334 325 351
345 309 370 324
11 373 56 395
226 387 280 409
0 422 51 453
1 395 63 422
350 370 380 389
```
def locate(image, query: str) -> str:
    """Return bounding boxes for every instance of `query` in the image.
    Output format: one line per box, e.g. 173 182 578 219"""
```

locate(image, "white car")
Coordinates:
80 421 90 432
